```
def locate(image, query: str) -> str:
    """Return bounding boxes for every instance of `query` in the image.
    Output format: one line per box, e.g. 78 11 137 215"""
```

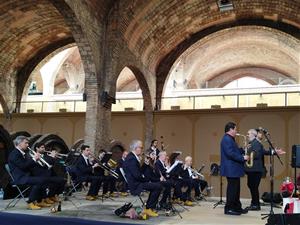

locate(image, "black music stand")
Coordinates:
261 130 283 220
211 163 226 208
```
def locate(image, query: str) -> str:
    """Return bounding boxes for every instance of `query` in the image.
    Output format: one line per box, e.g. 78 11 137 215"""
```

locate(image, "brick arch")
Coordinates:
208 67 292 88
116 67 139 92
121 0 300 72
117 66 153 111
49 0 102 150
155 19 300 109
0 94 10 119
22 43 77 96
16 38 74 110
49 0 98 85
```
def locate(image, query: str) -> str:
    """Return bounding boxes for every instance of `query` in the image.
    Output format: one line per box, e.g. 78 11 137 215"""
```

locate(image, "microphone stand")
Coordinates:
261 131 283 220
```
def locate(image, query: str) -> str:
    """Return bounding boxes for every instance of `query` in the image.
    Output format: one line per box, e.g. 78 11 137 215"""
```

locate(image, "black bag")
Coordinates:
261 192 282 204
114 202 133 216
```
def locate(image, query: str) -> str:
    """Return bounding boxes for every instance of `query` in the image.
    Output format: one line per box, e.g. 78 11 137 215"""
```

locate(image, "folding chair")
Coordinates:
4 164 30 209
119 168 145 207
64 166 83 197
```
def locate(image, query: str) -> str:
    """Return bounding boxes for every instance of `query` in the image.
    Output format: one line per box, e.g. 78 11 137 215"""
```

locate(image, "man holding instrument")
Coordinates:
31 142 66 204
220 122 249 216
75 144 102 200
8 136 49 210
245 128 285 211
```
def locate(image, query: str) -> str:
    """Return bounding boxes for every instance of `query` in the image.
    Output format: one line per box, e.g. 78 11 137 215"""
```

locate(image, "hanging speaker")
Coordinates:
82 92 87 102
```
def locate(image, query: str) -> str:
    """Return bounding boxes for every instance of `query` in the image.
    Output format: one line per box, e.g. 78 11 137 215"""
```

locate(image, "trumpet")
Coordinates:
44 150 69 159
28 147 52 169
236 133 254 168
90 154 119 179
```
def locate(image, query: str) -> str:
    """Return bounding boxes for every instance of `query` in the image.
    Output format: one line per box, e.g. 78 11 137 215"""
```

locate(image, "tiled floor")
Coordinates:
0 193 282 225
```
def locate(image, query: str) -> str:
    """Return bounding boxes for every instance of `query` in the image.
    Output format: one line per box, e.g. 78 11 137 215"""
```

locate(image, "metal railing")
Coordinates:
160 91 300 110
7 85 299 113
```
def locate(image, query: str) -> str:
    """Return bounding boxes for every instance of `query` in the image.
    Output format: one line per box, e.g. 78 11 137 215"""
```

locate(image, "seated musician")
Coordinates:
123 140 162 217
141 150 172 210
31 142 66 204
8 136 49 210
149 139 160 158
116 150 129 196
75 144 102 201
181 156 208 201
93 149 117 198
168 152 193 206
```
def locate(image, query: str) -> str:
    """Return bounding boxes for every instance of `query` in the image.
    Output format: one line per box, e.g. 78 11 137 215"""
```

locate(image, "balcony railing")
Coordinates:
6 85 299 113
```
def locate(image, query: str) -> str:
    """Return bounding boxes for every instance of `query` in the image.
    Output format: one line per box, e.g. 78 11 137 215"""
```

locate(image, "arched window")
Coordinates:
223 77 272 88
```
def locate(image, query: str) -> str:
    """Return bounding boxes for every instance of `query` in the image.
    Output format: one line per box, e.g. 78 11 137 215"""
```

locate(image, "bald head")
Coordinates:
185 156 192 167
158 151 167 162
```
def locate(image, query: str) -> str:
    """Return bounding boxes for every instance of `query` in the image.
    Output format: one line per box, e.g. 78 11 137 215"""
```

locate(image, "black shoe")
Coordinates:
247 205 261 211
224 209 241 215
157 202 168 210
195 196 203 201
236 207 248 214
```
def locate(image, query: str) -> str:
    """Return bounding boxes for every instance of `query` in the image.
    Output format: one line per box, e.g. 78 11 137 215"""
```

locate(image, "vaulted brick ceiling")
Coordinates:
1 0 300 87
0 0 72 77
118 0 300 73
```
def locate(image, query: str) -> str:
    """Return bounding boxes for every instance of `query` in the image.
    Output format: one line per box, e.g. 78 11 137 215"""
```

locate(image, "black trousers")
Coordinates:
225 177 242 211
22 176 49 203
141 182 162 209
78 175 102 196
47 176 66 197
180 178 192 201
192 179 208 197
102 176 116 194
246 172 262 206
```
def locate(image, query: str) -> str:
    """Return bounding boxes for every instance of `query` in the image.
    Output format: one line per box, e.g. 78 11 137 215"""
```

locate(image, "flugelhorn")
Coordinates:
236 133 253 168
28 147 52 169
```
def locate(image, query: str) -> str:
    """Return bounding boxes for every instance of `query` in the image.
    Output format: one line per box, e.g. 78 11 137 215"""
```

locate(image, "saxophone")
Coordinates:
236 133 254 168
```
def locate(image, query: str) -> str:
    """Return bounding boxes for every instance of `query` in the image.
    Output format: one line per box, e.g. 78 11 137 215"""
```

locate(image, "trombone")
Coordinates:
28 147 52 169
90 154 119 179
44 150 69 159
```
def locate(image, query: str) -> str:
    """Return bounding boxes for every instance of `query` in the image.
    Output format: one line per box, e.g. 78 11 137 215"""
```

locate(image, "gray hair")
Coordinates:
158 151 167 157
248 129 257 137
14 136 29 147
129 140 142 152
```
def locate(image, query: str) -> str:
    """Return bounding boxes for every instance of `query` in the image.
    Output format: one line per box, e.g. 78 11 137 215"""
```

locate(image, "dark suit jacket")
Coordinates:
154 160 167 179
75 155 94 177
220 134 245 178
141 163 160 182
245 138 268 173
180 167 191 179
30 154 55 177
8 148 36 184
123 152 146 195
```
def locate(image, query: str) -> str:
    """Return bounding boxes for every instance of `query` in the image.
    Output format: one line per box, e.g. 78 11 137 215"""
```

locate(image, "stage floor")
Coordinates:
0 192 282 225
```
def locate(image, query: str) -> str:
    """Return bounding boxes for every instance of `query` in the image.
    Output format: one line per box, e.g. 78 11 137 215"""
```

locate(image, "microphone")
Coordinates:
258 127 269 135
